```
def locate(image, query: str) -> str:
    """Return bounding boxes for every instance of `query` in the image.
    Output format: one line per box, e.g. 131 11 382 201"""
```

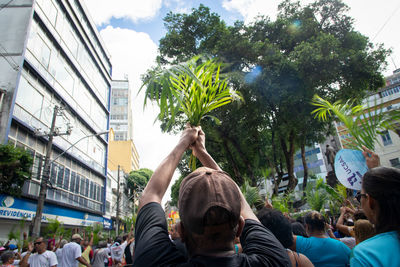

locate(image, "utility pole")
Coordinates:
31 106 71 237
116 165 121 236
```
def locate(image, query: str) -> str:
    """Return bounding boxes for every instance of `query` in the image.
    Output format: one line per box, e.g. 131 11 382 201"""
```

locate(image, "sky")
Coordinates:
81 0 400 205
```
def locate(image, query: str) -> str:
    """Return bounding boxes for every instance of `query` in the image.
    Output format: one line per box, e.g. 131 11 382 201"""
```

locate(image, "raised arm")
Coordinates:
335 206 354 236
190 128 221 171
138 126 199 212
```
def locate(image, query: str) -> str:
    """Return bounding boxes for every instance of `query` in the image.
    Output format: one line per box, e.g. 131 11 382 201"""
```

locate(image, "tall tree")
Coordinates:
149 0 389 192
127 168 153 192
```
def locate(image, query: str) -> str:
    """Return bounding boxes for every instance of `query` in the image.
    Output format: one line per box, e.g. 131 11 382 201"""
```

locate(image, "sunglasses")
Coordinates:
355 192 367 202
34 241 44 246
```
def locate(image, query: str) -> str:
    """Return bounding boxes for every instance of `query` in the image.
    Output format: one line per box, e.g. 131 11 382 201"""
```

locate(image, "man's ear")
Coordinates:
178 222 185 242
236 216 245 238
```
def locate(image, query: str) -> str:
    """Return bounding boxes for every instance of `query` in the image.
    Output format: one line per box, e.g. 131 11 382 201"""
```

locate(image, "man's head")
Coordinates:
34 237 47 254
71 234 83 244
170 223 180 240
178 167 242 255
1 251 14 264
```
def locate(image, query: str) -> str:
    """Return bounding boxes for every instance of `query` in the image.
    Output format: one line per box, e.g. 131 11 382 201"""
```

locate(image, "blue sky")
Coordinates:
97 1 243 43
82 0 400 204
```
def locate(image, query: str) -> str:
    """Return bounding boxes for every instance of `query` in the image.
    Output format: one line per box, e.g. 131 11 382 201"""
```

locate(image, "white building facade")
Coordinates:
0 0 112 238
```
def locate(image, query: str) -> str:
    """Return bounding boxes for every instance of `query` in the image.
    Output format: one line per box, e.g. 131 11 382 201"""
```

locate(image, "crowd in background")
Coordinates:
0 129 399 266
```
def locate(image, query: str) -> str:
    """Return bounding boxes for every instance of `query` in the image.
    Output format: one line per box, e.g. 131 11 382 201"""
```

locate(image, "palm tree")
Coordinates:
142 55 242 169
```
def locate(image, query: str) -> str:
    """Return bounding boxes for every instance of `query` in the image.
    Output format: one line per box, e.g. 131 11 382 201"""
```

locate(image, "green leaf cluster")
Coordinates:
0 144 33 196
311 94 397 150
240 180 263 210
142 55 242 128
127 168 153 192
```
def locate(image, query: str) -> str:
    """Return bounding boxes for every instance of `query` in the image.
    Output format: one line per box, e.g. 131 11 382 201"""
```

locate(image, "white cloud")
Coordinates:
99 26 181 205
82 0 162 25
222 0 279 23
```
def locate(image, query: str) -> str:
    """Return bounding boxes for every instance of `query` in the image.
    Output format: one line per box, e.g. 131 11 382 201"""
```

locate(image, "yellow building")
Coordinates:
108 128 140 172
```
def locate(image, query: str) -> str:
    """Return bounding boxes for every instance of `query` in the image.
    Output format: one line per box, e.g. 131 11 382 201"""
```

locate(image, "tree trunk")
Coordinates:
271 129 283 195
280 130 297 192
217 129 256 186
300 141 308 194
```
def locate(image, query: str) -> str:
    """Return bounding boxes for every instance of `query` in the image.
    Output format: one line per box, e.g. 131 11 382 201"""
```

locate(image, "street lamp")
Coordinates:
31 128 109 237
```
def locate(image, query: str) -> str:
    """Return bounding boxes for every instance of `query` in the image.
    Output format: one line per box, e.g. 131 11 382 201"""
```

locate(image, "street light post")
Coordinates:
31 120 109 237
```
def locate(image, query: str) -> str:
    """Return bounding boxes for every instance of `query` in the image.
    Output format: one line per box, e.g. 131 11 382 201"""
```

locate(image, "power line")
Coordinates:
0 0 14 12
372 3 400 41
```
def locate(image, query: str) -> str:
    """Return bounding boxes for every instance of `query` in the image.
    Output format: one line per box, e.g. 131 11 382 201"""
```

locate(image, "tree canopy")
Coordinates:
146 0 389 193
0 144 33 196
127 168 153 192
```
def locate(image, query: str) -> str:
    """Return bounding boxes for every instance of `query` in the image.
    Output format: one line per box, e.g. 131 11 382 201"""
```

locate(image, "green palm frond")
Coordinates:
240 180 262 209
311 94 390 150
141 55 243 127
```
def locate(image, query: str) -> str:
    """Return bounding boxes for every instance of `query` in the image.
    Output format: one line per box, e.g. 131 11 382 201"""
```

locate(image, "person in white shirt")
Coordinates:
110 226 133 266
59 234 91 267
54 239 68 267
20 237 57 267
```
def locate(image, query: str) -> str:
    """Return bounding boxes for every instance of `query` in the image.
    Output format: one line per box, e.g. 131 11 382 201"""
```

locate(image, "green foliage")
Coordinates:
151 0 389 188
122 215 137 232
311 94 392 150
240 180 263 209
170 175 185 207
44 217 65 238
0 144 33 196
8 217 28 252
142 55 242 129
82 223 104 245
305 177 347 216
127 168 153 192
271 191 296 213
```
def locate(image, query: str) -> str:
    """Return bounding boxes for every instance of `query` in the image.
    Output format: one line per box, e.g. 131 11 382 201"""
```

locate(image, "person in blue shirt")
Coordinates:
292 211 351 267
350 155 400 267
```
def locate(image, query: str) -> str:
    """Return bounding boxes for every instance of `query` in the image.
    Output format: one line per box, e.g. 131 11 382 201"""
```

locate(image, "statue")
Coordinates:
325 144 337 170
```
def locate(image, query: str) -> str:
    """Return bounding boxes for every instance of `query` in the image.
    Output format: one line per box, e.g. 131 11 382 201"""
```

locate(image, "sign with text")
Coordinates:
334 149 368 190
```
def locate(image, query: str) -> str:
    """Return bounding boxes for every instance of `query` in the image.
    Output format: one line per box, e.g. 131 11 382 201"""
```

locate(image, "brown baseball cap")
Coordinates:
178 167 241 235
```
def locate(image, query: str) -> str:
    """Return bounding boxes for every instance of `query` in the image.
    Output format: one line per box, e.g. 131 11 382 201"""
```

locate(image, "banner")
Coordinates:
334 149 368 190
0 195 106 227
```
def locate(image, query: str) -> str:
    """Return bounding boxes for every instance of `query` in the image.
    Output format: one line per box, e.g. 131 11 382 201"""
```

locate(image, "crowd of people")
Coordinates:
1 126 399 266
0 227 134 267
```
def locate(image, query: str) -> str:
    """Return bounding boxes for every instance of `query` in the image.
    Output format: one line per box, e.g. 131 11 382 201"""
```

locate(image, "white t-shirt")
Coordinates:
55 248 63 267
110 241 127 262
60 242 82 267
28 250 58 267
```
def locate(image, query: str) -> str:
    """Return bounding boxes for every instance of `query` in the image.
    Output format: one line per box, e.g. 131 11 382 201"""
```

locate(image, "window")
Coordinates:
381 130 393 146
16 77 44 117
56 166 64 187
50 163 57 185
70 171 76 192
75 174 80 193
63 168 70 190
390 158 400 169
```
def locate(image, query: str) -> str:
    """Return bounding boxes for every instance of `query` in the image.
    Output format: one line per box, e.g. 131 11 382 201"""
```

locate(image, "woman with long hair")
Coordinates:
350 166 400 266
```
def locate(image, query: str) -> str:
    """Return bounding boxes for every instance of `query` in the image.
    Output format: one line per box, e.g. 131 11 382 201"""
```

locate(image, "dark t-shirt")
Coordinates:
133 202 290 266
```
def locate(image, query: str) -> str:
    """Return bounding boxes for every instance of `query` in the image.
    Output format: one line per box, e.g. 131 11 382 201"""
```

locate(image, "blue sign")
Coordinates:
334 149 368 190
103 217 113 230
0 195 104 226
